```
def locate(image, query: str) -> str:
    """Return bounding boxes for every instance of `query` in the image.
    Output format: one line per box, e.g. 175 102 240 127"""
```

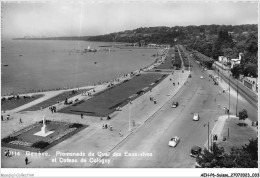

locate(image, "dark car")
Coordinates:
172 101 179 108
190 146 202 157
189 74 192 78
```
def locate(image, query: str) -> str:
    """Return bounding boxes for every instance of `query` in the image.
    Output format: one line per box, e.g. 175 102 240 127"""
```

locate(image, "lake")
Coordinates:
1 40 163 95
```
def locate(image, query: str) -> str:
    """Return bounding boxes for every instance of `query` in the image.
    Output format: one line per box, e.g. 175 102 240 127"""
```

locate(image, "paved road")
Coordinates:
97 55 257 168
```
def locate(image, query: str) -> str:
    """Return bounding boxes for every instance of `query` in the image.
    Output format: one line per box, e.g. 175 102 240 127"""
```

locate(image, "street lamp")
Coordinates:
128 100 132 132
236 79 239 116
228 74 230 119
204 122 210 150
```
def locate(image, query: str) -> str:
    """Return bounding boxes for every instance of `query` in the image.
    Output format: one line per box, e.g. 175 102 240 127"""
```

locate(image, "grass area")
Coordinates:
59 73 167 117
218 117 257 152
155 48 174 69
1 120 88 152
1 94 44 111
23 89 91 111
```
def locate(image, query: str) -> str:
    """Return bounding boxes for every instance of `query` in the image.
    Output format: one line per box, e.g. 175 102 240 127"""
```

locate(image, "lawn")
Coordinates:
59 73 167 117
23 89 91 111
1 94 44 111
155 48 174 69
1 120 88 152
218 117 257 152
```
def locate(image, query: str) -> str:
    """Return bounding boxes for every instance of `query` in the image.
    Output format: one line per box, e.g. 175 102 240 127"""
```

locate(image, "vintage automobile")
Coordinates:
200 76 204 79
168 136 180 147
172 101 179 108
193 113 200 121
190 145 202 157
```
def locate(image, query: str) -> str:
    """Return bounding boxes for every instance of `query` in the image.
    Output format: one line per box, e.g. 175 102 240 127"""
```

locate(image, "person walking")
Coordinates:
119 130 123 137
81 113 83 119
1 115 3 121
25 157 29 165
19 117 23 123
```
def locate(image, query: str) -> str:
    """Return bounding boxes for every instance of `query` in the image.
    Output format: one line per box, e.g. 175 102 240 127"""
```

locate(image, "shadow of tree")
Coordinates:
237 123 248 127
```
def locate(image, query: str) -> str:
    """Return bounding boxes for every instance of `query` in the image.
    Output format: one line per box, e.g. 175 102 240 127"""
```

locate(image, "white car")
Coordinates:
168 136 180 147
200 76 204 79
193 113 200 121
172 101 179 108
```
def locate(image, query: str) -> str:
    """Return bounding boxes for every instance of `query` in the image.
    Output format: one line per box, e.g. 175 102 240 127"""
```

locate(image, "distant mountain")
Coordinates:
13 36 90 41
87 24 257 44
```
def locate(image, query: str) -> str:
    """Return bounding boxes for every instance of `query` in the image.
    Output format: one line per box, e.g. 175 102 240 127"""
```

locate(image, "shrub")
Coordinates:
39 120 51 124
239 109 248 121
31 141 50 149
2 136 18 143
69 123 83 128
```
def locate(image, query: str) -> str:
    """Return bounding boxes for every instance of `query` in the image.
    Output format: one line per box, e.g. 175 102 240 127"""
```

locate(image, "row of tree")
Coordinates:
87 24 257 66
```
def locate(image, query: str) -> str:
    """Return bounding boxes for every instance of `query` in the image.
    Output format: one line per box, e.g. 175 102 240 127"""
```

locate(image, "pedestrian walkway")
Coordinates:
213 62 258 96
1 69 189 168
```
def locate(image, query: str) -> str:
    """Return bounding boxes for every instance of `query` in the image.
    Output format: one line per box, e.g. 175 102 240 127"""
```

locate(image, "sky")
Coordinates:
1 0 258 38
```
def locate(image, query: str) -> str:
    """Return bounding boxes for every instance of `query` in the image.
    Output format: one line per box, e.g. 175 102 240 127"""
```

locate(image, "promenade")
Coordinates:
1 47 191 168
1 69 189 168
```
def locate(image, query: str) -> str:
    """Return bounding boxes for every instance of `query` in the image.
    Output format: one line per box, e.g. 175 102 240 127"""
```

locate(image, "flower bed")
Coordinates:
47 128 77 144
10 123 41 137
9 140 33 147
2 120 87 152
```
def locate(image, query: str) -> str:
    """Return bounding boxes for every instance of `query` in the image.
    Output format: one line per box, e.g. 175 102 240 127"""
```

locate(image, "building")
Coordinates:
148 44 157 48
218 56 230 64
243 77 258 93
230 53 243 68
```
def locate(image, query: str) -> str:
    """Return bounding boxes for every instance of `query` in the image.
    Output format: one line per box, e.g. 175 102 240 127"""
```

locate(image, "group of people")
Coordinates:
102 123 113 131
49 106 57 113
150 97 157 104
213 134 218 141
82 92 92 96
1 114 11 121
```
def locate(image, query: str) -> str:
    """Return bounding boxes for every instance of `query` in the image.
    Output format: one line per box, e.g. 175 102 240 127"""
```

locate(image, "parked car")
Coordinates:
190 145 202 157
172 101 179 108
193 113 200 121
168 136 180 147
200 76 204 79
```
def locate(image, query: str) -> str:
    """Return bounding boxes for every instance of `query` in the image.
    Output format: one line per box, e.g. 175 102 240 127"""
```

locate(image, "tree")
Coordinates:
243 64 258 77
196 142 226 168
243 138 258 160
231 64 244 79
196 139 258 168
238 109 248 121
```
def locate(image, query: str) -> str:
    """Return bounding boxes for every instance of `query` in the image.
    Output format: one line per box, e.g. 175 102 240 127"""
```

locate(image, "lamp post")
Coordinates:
204 122 210 150
128 100 132 132
179 71 180 89
236 79 239 116
228 74 230 119
208 122 210 150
